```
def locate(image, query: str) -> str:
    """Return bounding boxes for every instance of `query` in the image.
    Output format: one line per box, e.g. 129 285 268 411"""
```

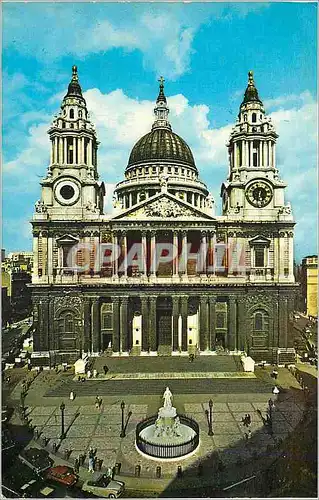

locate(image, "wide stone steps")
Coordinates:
45 377 273 397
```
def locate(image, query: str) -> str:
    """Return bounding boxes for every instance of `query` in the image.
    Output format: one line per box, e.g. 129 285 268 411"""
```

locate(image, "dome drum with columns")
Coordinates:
30 69 297 367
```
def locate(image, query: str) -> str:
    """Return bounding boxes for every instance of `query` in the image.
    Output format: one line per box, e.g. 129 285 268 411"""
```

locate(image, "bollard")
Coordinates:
135 464 141 477
177 466 182 478
114 462 121 475
156 466 161 478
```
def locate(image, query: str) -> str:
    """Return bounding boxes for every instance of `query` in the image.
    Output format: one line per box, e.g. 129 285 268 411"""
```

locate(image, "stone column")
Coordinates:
263 141 268 168
209 296 216 350
191 193 195 205
64 138 67 164
258 141 262 167
112 297 120 353
234 143 238 169
82 137 85 164
237 298 247 352
54 137 58 164
32 235 39 278
200 296 208 351
50 140 54 164
272 142 276 168
249 141 253 167
40 298 50 351
88 139 92 166
59 137 63 164
181 295 188 351
151 231 157 276
268 140 272 167
129 192 133 207
172 296 179 351
73 137 76 164
279 295 288 347
228 297 237 351
120 297 129 352
245 140 249 167
141 231 147 276
47 237 53 276
173 231 179 275
141 296 149 351
122 231 128 277
91 298 100 353
113 232 119 277
201 231 207 275
83 298 91 353
181 231 188 275
149 296 157 351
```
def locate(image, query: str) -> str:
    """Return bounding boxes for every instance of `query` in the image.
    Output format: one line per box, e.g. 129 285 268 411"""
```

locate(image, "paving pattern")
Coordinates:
26 394 304 478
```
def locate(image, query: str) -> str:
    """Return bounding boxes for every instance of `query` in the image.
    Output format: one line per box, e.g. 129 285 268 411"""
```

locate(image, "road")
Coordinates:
2 318 32 357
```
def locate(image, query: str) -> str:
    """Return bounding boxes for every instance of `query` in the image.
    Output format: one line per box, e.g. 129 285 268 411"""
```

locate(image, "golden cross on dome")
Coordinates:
158 76 165 87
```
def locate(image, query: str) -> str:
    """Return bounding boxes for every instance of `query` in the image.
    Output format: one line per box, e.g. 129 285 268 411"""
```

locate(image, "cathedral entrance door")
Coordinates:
157 297 172 355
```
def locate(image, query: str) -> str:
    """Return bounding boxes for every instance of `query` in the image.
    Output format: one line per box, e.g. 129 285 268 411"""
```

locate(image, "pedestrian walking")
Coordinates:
247 429 252 439
88 447 95 459
272 386 280 395
96 458 102 471
88 456 94 473
87 370 91 379
103 365 108 375
69 390 75 401
271 368 278 380
93 369 98 378
74 458 79 473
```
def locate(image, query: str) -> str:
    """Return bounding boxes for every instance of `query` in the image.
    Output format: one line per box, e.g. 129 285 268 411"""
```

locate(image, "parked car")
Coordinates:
82 473 125 498
45 465 78 487
18 447 53 474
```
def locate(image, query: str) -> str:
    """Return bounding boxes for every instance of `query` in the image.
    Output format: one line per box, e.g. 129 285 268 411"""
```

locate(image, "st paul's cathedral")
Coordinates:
31 67 297 365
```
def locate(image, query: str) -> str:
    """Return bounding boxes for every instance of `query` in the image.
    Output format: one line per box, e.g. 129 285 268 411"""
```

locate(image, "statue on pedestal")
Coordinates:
163 386 173 408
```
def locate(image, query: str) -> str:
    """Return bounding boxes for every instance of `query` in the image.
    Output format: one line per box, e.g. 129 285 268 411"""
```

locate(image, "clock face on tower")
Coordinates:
246 181 273 208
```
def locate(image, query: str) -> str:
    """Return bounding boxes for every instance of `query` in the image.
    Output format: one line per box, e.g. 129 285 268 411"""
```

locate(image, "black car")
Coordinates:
18 447 54 474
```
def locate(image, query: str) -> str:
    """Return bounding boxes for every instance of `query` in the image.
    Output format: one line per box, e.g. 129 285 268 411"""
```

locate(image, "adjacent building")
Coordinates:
300 255 318 318
30 67 297 366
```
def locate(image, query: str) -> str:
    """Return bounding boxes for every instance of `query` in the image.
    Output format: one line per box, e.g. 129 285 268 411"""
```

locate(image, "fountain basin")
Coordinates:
136 414 199 460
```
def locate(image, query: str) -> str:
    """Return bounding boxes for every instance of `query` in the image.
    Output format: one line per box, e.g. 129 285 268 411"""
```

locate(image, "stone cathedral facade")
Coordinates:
31 67 297 366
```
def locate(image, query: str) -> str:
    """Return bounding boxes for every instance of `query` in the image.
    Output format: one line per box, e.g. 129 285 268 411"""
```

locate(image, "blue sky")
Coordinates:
2 1 317 261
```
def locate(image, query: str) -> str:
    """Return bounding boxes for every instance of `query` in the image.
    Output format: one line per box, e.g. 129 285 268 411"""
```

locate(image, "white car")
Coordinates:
82 473 124 498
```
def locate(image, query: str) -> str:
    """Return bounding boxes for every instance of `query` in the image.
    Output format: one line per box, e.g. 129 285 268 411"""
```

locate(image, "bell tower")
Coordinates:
37 66 104 220
221 71 293 222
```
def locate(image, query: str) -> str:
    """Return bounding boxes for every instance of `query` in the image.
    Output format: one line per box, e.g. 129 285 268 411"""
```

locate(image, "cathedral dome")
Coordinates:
127 128 196 169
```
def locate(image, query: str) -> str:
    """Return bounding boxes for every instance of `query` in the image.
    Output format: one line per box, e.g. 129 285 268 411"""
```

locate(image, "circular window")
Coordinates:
60 185 75 200
54 180 80 206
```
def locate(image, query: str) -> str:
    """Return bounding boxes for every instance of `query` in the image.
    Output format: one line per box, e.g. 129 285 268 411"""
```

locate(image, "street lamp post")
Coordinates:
60 402 65 440
120 401 125 438
208 399 214 436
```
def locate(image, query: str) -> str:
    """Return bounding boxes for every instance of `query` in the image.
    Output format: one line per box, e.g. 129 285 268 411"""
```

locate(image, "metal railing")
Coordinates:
135 414 199 459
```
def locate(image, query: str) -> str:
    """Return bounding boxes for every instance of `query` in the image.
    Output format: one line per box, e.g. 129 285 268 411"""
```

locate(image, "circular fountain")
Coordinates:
136 387 199 460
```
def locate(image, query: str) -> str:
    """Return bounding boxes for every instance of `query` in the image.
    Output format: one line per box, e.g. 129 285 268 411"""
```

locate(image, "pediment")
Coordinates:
111 192 215 221
56 234 79 245
249 235 271 247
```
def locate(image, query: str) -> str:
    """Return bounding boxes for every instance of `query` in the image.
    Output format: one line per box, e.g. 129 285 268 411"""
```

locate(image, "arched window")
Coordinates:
244 114 247 122
252 113 257 123
78 110 82 118
62 121 66 128
70 109 74 119
252 309 269 333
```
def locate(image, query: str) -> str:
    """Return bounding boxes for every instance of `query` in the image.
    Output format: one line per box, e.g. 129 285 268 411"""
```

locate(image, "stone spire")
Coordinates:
65 65 84 99
242 70 262 104
152 76 171 130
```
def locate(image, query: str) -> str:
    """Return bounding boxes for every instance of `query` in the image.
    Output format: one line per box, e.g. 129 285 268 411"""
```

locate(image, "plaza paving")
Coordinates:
14 357 306 492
